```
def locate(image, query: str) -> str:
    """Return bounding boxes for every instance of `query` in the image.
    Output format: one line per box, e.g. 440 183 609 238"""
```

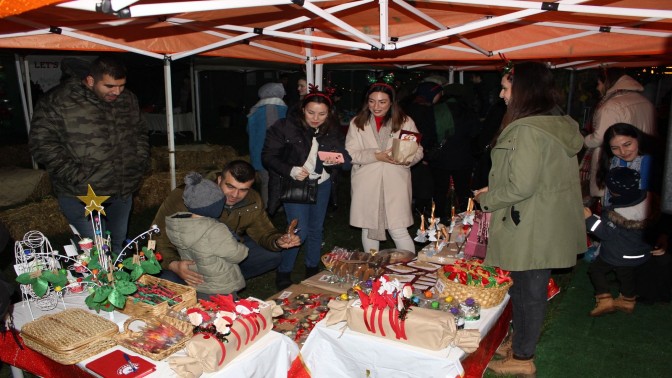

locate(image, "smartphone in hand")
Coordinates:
318 151 345 165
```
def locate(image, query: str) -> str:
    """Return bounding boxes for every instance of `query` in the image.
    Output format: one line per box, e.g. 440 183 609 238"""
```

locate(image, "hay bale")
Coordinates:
0 167 52 208
0 197 69 241
0 145 32 168
150 144 240 172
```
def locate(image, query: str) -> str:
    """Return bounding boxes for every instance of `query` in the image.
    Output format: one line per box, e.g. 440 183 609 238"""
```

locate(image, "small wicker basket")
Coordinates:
115 315 193 360
436 267 512 308
119 274 197 317
21 308 118 365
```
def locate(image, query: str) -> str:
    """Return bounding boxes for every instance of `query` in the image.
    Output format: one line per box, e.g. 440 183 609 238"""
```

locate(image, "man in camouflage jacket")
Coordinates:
29 56 150 253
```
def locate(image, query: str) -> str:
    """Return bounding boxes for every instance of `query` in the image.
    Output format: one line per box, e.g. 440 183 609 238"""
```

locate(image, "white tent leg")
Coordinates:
14 54 37 169
315 64 323 90
188 58 198 141
194 69 202 142
164 57 176 190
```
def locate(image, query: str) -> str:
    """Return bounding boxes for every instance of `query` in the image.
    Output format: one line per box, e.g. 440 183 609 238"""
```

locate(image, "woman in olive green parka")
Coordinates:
474 62 585 376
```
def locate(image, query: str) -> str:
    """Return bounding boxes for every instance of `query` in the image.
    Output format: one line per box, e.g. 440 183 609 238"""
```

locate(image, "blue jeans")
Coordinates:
279 179 331 273
509 269 551 359
58 194 133 254
238 235 282 279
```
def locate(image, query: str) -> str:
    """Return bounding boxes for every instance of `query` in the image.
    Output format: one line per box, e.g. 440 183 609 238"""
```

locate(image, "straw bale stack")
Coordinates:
150 144 239 172
0 197 69 241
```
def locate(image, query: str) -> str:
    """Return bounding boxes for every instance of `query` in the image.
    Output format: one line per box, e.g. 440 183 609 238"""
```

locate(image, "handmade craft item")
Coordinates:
325 275 480 352
436 259 512 308
169 295 272 376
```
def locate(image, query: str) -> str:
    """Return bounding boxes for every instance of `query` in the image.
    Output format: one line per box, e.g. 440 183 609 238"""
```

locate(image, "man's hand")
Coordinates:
169 260 204 287
276 233 301 249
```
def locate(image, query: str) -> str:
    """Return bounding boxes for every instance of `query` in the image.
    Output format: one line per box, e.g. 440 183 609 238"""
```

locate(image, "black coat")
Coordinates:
262 118 350 213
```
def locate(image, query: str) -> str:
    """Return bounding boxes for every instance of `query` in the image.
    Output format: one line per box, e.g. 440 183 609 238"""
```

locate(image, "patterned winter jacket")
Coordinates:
29 78 150 198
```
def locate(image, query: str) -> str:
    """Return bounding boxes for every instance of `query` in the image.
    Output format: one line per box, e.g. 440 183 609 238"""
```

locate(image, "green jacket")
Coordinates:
480 114 585 271
165 213 248 294
153 185 283 270
29 78 149 197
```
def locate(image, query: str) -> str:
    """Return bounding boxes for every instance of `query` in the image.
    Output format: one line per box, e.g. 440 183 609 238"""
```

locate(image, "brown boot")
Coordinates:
488 356 536 377
495 333 512 358
590 293 615 317
613 294 636 313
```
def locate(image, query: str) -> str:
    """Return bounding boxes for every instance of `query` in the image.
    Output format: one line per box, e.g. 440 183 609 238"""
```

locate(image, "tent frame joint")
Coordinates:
292 0 306 6
541 2 559 11
95 0 131 18
49 26 62 35
599 26 611 33
254 28 264 35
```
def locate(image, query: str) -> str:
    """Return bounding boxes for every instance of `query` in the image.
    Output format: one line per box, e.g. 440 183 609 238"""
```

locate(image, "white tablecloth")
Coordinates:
12 294 299 378
144 112 196 133
300 294 509 378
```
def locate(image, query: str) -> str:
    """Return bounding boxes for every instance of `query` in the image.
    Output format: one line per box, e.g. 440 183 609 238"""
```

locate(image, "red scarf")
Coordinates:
374 116 384 132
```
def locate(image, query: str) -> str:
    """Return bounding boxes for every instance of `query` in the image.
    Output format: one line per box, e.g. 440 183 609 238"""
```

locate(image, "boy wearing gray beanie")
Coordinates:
165 172 249 298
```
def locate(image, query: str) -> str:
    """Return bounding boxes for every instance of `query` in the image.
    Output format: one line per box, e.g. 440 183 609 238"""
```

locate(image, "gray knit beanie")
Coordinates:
183 172 225 218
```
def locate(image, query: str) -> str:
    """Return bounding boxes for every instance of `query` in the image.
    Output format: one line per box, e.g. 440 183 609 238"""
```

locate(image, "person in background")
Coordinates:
29 56 150 253
596 123 670 305
247 82 288 208
403 81 443 216
429 84 481 215
152 160 300 287
166 172 248 299
346 79 423 254
474 62 585 376
582 67 656 199
297 77 308 101
263 87 350 290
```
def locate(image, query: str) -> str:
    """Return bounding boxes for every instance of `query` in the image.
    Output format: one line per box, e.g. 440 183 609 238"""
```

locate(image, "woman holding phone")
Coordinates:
262 86 351 290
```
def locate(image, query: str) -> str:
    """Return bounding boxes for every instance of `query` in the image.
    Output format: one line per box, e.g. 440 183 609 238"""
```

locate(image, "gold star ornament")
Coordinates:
77 184 110 216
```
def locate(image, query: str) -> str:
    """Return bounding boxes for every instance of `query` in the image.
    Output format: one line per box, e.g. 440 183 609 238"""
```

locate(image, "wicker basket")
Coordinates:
115 315 193 360
21 308 118 365
436 267 512 308
119 274 197 317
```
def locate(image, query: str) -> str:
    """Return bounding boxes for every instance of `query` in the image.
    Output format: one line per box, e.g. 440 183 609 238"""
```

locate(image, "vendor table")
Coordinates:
299 295 510 378
6 293 299 378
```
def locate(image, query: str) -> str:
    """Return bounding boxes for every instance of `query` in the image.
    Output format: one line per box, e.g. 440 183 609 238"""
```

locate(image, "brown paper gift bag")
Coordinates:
391 139 418 164
325 299 480 352
169 302 272 377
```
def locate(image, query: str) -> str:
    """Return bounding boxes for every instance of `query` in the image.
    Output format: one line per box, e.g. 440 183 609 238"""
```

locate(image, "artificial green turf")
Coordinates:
533 259 672 378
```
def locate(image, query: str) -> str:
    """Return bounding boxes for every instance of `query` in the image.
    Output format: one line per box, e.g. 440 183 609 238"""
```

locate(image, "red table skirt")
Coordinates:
0 330 93 378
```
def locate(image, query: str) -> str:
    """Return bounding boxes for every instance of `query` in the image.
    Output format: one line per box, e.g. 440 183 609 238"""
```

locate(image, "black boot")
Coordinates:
305 266 320 279
275 271 294 291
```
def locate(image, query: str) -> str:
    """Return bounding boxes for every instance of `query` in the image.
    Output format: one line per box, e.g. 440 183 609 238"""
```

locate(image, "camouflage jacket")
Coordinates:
29 78 150 197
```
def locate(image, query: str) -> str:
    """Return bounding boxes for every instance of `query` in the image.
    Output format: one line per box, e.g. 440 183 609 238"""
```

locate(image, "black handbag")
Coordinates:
280 177 318 204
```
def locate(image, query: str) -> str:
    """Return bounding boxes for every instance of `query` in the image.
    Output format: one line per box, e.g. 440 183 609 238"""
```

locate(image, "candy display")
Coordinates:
272 291 334 346
436 259 513 308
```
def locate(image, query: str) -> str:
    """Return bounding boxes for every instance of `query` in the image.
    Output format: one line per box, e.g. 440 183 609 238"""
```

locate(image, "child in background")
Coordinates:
585 167 658 316
165 172 248 299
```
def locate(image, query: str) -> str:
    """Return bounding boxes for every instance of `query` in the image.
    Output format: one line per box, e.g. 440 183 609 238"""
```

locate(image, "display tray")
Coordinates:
115 314 193 361
119 274 197 317
21 308 118 365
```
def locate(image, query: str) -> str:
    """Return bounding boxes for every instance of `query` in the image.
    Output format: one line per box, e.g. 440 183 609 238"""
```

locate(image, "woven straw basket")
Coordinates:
436 267 512 308
21 308 118 365
119 274 197 317
115 315 193 360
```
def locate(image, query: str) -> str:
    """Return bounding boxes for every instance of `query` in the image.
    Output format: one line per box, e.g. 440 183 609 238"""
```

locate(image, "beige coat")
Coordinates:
584 75 655 197
346 116 423 230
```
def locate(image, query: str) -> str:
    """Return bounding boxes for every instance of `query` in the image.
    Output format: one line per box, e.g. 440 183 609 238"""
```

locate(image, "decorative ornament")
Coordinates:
77 184 110 216
499 53 514 76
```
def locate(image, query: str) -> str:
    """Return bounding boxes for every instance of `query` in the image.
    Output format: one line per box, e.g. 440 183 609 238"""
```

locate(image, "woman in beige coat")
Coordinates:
346 81 423 253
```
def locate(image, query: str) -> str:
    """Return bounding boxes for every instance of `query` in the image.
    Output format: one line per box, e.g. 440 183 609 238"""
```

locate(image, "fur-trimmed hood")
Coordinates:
606 195 660 230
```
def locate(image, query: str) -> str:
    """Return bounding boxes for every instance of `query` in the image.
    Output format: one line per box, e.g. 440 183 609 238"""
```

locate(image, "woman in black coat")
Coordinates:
262 89 351 290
